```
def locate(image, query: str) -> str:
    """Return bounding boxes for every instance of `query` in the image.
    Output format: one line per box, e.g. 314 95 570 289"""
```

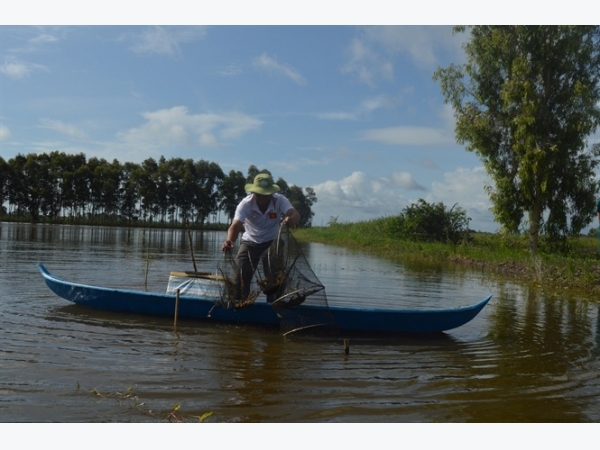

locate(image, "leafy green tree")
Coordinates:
246 165 263 183
36 152 61 219
287 185 317 227
434 26 600 253
136 158 159 222
275 177 290 197
155 156 171 223
17 154 44 221
72 163 91 219
168 157 192 224
59 152 87 220
120 161 141 223
401 199 470 244
6 155 26 217
86 157 104 218
192 160 224 225
220 170 247 222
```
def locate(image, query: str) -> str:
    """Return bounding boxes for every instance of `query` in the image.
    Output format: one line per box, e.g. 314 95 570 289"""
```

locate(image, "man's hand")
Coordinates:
222 239 233 252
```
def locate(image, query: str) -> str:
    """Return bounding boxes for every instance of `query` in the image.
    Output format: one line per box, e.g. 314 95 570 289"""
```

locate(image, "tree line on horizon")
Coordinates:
0 151 317 228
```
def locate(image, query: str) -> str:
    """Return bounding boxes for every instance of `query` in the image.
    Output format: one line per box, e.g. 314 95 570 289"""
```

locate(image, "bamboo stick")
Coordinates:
187 227 197 272
174 289 180 329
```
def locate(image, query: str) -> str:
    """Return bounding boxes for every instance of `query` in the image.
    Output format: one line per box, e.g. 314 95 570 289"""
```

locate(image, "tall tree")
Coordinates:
120 161 141 223
287 185 317 227
220 170 247 222
155 156 171 223
192 160 224 225
136 157 159 222
59 152 87 220
434 26 600 253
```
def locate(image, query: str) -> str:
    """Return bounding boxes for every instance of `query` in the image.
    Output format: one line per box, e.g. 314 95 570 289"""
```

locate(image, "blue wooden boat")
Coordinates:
38 263 491 334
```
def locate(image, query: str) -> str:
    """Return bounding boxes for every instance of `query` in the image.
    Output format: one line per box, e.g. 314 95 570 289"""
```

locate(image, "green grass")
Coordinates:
294 220 600 301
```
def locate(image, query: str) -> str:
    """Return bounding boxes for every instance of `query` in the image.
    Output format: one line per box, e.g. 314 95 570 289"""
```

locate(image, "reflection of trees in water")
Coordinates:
212 330 288 422
591 306 600 358
401 259 446 284
460 283 596 421
402 258 479 285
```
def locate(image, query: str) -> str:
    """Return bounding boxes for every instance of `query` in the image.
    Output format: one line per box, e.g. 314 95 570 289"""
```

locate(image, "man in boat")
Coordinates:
221 172 301 302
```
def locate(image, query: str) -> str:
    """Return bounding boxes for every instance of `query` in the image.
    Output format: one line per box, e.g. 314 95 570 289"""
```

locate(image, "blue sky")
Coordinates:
2 7 595 231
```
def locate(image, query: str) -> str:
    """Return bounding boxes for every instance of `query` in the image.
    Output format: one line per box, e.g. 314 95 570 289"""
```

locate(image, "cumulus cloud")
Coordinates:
253 53 307 86
39 119 89 140
118 106 262 148
392 171 425 190
428 167 496 232
310 167 497 231
429 166 491 209
311 171 424 225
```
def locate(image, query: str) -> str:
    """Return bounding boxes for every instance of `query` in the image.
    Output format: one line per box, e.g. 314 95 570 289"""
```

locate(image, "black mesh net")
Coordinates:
217 225 338 336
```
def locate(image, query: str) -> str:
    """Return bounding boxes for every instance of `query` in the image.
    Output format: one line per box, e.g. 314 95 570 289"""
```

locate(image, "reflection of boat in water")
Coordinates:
38 263 491 334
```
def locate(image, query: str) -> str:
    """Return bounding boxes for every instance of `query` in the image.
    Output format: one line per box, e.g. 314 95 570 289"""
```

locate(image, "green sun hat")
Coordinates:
245 173 281 195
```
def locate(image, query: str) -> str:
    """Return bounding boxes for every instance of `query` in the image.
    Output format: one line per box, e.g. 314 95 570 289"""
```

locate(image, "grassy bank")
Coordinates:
293 220 600 301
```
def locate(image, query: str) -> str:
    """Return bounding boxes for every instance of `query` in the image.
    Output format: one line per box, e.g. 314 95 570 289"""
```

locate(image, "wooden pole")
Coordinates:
144 246 150 290
343 339 350 355
187 227 198 272
174 289 180 329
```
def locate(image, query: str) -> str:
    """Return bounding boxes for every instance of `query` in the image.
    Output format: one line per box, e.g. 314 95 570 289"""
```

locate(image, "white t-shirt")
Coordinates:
234 193 294 244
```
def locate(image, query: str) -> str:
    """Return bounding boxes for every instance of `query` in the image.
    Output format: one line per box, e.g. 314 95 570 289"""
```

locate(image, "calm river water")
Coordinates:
1 222 600 423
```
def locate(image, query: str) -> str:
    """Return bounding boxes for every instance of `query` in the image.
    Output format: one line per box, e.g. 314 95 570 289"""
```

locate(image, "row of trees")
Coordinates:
0 152 317 227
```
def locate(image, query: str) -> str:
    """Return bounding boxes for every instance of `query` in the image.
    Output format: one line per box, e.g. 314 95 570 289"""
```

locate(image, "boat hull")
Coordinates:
38 263 491 334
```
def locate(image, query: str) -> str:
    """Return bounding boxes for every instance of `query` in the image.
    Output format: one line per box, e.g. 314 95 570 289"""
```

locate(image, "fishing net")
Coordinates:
217 225 338 335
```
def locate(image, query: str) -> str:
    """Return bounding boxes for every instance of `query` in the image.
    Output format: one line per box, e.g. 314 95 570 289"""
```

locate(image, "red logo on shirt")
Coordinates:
268 212 278 219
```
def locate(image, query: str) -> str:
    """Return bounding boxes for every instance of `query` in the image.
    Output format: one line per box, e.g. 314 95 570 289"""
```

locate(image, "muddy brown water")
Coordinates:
2 222 600 422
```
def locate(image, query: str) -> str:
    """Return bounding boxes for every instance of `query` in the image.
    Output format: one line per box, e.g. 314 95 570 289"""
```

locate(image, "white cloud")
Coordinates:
118 106 263 149
359 125 453 146
392 171 425 190
126 26 207 57
311 171 423 225
0 124 11 142
0 61 46 79
29 34 59 45
310 167 497 232
428 166 496 232
317 95 393 121
341 38 394 87
253 53 307 86
363 26 466 69
39 119 89 140
342 26 467 86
